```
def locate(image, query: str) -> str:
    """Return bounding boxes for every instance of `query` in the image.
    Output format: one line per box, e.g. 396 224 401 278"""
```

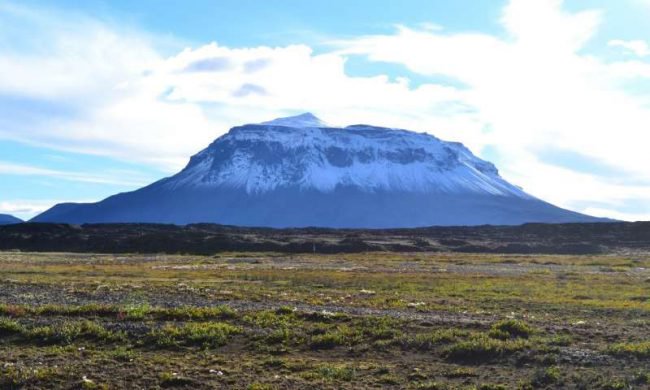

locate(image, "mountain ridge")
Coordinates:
0 214 22 225
33 113 605 227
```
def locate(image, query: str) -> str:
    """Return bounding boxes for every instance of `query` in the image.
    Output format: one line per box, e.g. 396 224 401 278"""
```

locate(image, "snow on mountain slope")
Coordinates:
32 113 604 227
167 113 529 197
261 112 329 128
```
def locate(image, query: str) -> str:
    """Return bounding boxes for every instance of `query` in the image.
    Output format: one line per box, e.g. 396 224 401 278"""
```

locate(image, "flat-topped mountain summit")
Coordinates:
33 113 602 227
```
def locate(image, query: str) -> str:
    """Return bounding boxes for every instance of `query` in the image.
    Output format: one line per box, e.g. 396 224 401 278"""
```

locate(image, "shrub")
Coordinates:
532 366 561 386
445 334 529 361
108 346 138 362
275 306 295 315
317 365 356 381
244 310 296 328
156 305 237 321
310 331 345 350
309 325 361 350
355 317 402 340
488 319 535 339
23 320 124 345
124 303 151 320
547 334 572 346
607 341 650 359
264 326 293 345
405 329 468 350
0 318 23 335
150 322 241 348
159 372 194 387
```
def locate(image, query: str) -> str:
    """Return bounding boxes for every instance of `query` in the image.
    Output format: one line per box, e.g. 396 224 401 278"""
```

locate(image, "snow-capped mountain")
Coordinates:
0 214 22 225
33 113 602 227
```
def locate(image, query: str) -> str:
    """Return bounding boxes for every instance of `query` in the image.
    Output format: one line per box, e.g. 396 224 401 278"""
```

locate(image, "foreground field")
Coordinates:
0 252 649 389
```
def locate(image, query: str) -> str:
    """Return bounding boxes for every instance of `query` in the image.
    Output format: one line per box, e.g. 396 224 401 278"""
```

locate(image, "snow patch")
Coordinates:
260 112 329 128
169 114 531 198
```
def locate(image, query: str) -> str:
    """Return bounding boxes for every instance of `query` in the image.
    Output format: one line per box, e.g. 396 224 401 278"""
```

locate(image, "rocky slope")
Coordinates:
33 113 603 227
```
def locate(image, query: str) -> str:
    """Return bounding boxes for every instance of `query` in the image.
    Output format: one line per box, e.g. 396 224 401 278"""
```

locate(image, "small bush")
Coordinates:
23 321 124 345
108 346 138 362
317 365 355 381
124 303 151 320
607 341 650 359
0 365 60 387
150 322 241 348
156 305 237 321
488 319 535 339
275 306 295 315
159 372 194 387
532 366 561 386
355 317 402 340
0 318 23 335
264 326 293 345
310 331 345 350
0 366 29 387
244 310 296 328
405 329 468 350
445 334 529 361
547 334 572 346
309 325 361 350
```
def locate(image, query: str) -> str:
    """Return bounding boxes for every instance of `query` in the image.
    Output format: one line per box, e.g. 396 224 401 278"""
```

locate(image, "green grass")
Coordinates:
404 328 469 350
313 365 356 381
149 322 241 348
531 366 561 386
159 372 195 387
607 341 650 359
488 319 535 339
445 334 530 361
0 317 23 334
0 251 649 388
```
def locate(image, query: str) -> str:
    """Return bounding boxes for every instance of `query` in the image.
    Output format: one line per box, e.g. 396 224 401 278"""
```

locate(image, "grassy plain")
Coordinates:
0 251 649 389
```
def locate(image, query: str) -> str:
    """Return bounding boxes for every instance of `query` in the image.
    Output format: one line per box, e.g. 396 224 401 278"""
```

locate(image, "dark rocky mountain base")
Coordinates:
2 221 649 255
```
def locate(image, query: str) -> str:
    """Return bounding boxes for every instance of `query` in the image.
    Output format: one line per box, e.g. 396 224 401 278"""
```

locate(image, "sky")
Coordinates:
1 0 650 221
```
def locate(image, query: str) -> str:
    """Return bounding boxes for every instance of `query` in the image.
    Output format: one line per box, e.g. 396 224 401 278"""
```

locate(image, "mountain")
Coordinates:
33 113 603 227
0 214 22 225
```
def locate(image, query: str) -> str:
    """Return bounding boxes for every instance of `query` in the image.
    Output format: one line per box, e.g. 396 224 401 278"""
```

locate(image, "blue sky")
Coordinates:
1 0 650 221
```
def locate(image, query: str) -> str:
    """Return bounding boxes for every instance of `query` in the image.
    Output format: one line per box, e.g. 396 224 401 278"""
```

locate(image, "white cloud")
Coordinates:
608 39 650 57
0 200 63 220
337 0 650 221
0 2 215 170
1 0 650 221
0 3 479 171
0 161 152 186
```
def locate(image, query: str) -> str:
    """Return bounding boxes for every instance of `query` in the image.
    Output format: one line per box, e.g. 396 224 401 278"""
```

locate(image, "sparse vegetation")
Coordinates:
488 319 535 339
445 333 530 361
0 250 648 388
607 341 650 359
